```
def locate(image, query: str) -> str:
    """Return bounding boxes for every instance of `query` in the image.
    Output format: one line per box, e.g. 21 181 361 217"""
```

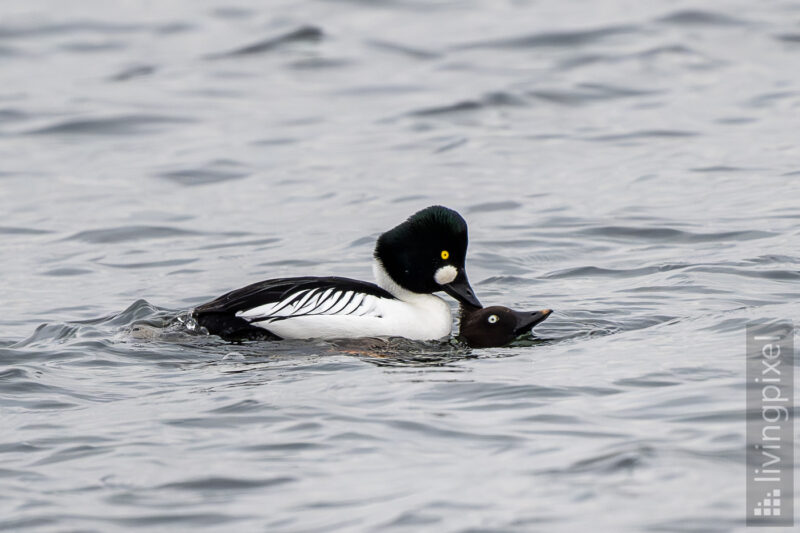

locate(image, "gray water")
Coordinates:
2 0 800 531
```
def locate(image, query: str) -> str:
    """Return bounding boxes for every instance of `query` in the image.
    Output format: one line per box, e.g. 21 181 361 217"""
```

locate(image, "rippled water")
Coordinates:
2 1 800 531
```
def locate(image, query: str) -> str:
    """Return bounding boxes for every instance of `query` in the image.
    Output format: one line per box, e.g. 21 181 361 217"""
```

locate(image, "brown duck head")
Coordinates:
459 304 551 348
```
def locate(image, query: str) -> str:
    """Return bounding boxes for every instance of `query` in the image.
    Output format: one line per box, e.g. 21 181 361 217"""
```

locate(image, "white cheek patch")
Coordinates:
434 265 458 285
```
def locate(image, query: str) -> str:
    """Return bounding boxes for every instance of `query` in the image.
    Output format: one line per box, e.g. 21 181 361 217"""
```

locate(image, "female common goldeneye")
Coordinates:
193 205 481 341
458 304 551 348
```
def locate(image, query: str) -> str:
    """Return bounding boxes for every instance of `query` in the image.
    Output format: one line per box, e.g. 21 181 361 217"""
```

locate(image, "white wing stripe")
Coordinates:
270 288 309 315
326 291 353 315
293 288 319 312
313 289 336 313
237 287 386 323
340 293 364 315
316 290 347 315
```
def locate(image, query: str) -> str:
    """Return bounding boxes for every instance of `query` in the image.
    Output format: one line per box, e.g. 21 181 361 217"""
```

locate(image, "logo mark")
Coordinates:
753 489 781 517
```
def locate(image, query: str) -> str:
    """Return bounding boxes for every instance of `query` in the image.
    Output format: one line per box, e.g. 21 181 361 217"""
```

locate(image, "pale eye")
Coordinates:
488 315 498 324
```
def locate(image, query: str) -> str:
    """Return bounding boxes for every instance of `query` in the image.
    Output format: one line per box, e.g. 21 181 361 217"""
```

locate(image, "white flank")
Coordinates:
232 262 454 340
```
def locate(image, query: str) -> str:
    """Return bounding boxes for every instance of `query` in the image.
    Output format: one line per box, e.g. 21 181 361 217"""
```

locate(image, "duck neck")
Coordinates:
373 259 430 304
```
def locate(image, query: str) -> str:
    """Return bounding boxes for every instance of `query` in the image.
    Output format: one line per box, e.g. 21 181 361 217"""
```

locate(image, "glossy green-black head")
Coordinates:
459 305 551 348
374 205 481 307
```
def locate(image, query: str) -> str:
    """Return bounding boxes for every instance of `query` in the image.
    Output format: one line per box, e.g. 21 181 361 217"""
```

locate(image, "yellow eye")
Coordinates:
441 250 449 260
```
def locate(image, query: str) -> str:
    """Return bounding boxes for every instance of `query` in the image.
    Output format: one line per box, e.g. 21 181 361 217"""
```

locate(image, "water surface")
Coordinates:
2 0 800 531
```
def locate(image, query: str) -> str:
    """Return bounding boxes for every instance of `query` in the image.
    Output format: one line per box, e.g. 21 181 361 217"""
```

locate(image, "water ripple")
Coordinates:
0 21 144 39
366 39 440 60
406 91 526 117
27 115 192 136
157 160 250 186
157 476 295 492
65 226 201 244
455 24 637 49
575 226 775 243
109 64 157 82
529 83 662 106
586 129 699 142
208 26 323 59
655 9 747 27
0 226 51 235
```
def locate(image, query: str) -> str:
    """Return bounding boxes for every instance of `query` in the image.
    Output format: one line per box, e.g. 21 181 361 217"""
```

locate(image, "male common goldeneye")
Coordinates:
458 304 551 348
193 205 481 341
